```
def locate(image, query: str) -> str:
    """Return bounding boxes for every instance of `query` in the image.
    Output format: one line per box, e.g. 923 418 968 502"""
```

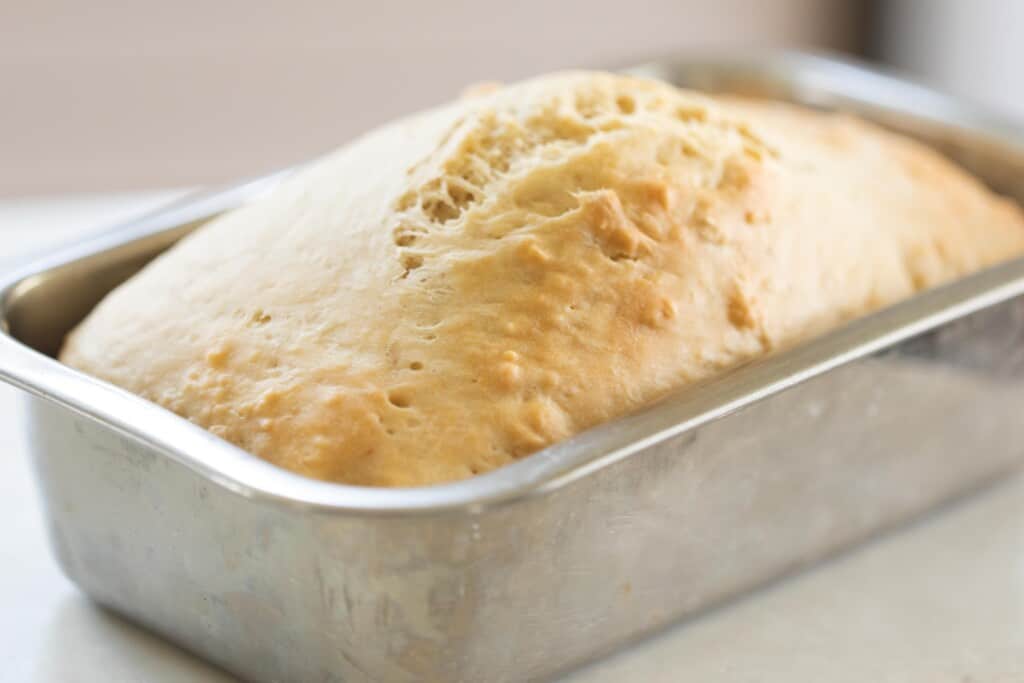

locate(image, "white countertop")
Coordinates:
3 193 1024 682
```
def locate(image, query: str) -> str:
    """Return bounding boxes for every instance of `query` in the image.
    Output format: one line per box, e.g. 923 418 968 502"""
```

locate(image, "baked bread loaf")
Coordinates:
61 72 1024 487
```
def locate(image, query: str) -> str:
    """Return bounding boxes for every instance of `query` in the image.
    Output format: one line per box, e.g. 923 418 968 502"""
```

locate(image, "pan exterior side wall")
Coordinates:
27 298 1024 681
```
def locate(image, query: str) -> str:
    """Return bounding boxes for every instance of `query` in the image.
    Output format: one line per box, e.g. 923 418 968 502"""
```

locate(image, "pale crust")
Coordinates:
60 72 1024 487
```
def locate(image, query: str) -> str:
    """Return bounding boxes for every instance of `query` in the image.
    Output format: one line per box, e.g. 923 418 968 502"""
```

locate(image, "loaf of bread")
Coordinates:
61 72 1024 487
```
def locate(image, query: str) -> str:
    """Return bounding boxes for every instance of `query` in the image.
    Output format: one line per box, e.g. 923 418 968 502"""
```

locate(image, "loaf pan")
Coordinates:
3 52 1024 682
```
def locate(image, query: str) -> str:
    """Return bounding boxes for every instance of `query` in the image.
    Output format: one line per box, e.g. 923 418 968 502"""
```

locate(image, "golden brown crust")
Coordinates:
60 72 1024 486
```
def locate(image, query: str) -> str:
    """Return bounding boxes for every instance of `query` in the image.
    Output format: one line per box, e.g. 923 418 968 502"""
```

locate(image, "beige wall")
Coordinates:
1 1 864 196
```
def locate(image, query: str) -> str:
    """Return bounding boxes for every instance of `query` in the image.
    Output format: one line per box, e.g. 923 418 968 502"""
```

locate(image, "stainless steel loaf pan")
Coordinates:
3 52 1024 683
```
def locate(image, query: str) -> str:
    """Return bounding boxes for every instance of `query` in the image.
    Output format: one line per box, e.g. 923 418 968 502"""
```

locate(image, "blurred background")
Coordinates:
1 0 1021 197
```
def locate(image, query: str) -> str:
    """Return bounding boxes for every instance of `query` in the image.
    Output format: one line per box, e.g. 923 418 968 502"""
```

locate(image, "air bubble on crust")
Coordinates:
387 390 412 408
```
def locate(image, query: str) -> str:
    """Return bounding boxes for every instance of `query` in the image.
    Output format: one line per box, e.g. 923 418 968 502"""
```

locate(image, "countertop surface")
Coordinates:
2 193 1024 682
